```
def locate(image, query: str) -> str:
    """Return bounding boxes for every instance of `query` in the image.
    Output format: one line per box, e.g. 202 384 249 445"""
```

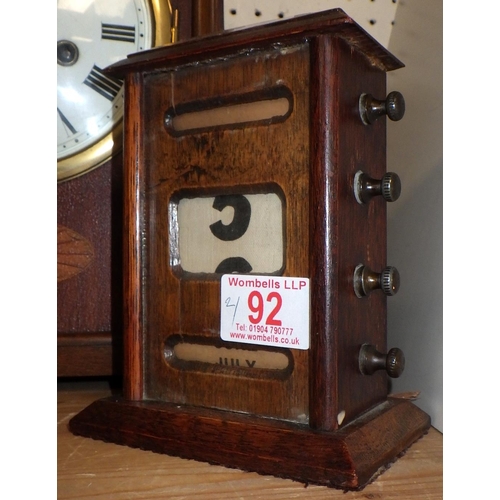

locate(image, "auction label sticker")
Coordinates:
220 275 310 350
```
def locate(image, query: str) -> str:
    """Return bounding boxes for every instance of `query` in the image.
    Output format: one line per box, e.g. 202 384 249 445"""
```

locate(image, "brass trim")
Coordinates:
57 122 123 182
152 0 173 46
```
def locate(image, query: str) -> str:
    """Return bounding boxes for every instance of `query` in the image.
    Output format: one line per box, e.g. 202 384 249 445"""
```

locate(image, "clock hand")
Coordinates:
57 107 77 135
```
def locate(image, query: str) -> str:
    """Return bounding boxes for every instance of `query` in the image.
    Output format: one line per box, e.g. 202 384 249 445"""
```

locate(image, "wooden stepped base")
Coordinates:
69 397 430 490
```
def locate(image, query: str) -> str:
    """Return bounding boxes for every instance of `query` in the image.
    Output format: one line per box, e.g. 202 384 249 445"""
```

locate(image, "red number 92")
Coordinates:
248 291 282 326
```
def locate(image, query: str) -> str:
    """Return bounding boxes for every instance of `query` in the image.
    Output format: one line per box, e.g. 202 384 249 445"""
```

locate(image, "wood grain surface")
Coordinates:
57 159 124 377
58 381 443 499
116 8 399 431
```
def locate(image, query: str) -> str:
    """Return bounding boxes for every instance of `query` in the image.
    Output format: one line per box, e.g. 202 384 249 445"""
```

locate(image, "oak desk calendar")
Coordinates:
69 9 431 490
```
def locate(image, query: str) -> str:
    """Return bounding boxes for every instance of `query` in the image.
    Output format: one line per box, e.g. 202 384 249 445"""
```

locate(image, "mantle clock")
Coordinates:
57 0 223 377
70 9 430 490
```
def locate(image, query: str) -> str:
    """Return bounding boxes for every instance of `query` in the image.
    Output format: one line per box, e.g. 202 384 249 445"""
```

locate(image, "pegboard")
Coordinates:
224 0 399 48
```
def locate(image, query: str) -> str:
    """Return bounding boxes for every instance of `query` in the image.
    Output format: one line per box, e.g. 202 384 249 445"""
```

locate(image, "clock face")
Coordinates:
57 0 156 181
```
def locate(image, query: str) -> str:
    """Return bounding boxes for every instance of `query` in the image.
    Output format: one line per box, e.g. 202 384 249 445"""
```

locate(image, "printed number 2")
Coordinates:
248 291 282 326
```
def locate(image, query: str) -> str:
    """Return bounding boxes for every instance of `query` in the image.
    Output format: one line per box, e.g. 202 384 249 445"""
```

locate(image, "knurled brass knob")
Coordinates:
359 344 405 378
359 91 405 125
353 264 400 298
354 171 401 204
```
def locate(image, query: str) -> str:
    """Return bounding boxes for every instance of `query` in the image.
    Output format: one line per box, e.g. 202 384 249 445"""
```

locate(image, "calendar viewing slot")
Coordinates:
171 189 285 276
164 335 293 379
164 86 293 136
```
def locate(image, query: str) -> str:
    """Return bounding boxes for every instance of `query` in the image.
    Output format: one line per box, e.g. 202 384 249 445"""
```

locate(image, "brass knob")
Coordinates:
359 91 405 125
354 171 401 204
353 264 400 298
359 344 405 378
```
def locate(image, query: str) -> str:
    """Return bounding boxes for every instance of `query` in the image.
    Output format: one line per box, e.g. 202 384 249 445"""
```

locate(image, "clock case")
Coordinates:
69 9 430 490
57 0 223 377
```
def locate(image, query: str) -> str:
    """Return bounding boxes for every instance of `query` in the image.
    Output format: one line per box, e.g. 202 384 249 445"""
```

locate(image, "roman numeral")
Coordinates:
101 23 136 43
57 107 77 134
83 65 122 101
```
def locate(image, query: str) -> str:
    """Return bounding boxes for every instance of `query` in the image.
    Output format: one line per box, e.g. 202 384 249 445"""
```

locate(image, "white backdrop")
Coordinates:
224 0 398 48
223 0 444 432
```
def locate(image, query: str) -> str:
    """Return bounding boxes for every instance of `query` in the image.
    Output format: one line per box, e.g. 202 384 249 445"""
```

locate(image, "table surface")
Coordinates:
58 380 443 499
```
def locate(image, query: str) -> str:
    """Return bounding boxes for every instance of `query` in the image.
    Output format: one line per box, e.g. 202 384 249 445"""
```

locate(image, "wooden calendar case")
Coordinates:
69 9 430 489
